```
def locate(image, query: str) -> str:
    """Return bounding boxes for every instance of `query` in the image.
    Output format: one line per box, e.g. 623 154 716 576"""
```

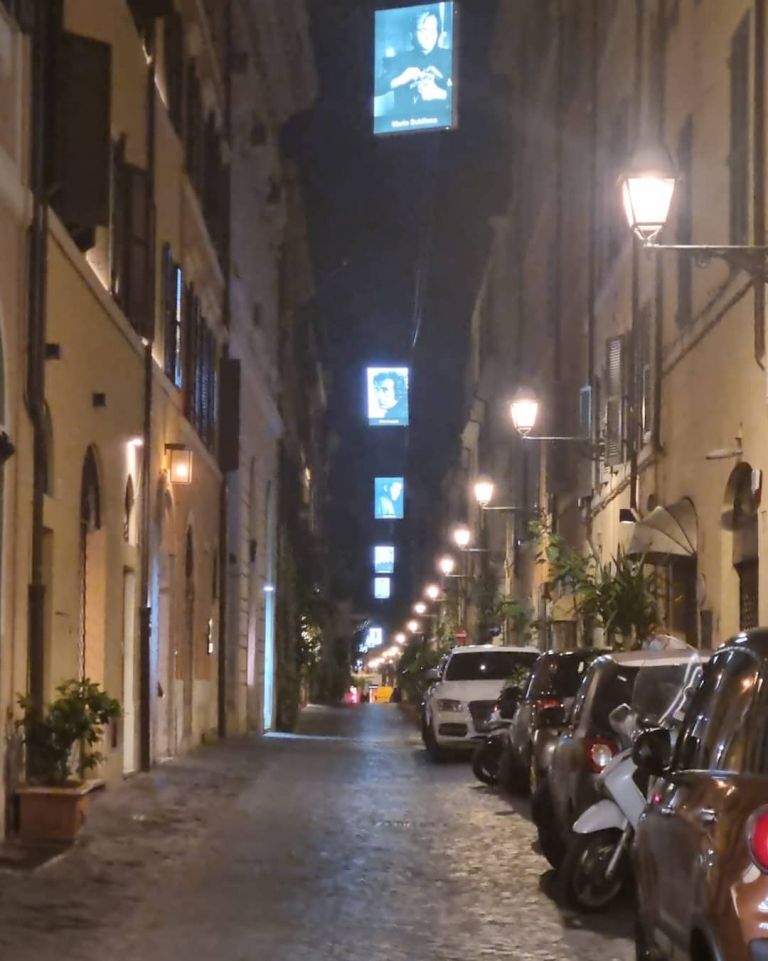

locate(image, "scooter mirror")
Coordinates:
632 726 672 776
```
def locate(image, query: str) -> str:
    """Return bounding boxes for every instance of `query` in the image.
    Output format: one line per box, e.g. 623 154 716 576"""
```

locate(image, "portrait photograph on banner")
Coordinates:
374 545 396 574
374 577 392 599
374 477 405 519
373 3 457 136
366 366 410 426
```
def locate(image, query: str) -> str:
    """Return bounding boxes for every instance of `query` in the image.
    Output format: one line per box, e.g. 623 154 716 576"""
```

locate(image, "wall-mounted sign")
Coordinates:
374 477 405 519
374 545 396 573
374 577 392 599
366 366 410 426
373 3 457 136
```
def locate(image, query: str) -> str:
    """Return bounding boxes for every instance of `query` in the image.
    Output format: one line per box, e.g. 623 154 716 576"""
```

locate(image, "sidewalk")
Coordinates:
0 735 264 958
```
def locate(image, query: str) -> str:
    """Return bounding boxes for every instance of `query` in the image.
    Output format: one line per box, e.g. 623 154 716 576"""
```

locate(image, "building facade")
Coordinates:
0 0 319 837
448 0 767 650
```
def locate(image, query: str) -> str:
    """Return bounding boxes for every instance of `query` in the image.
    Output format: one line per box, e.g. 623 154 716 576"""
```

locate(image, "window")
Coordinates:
729 14 750 245
604 335 625 465
163 10 183 135
676 116 693 327
111 141 155 340
674 651 759 773
444 651 539 682
162 244 183 387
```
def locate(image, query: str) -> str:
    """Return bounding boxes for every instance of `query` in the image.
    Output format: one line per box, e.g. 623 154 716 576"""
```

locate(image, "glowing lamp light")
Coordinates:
424 583 440 601
166 445 193 485
438 555 456 576
413 602 427 615
619 146 677 243
510 387 539 437
474 477 495 508
407 619 421 633
453 525 471 550
128 436 144 448
395 632 407 644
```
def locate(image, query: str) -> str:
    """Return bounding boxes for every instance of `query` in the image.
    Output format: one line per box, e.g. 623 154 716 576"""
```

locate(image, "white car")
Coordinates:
422 645 540 759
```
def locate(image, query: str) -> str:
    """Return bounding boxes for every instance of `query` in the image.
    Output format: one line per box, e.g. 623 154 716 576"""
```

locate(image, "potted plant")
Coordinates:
15 678 121 842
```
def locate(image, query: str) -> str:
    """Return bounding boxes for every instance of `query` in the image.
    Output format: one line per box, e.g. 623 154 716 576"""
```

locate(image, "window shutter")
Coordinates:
219 358 240 472
729 14 750 245
123 164 154 340
163 12 184 134
605 335 625 465
184 292 200 419
579 385 593 438
50 33 112 242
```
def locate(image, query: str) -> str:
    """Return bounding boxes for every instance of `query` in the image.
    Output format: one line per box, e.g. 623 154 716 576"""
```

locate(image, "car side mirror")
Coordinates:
423 668 439 682
632 727 672 777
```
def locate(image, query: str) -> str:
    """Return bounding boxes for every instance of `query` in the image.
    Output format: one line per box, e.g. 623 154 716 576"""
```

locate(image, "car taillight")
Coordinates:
583 736 617 774
750 810 768 872
536 697 562 711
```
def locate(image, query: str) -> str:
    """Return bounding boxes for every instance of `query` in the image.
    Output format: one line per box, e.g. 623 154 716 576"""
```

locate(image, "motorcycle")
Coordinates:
471 712 513 785
558 650 708 912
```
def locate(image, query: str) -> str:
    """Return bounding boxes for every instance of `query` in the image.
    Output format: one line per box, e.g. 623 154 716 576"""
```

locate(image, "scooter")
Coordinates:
471 713 513 786
558 709 645 911
558 652 707 912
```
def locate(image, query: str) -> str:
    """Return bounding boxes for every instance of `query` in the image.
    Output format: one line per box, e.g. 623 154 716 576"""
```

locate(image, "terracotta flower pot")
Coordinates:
16 781 103 842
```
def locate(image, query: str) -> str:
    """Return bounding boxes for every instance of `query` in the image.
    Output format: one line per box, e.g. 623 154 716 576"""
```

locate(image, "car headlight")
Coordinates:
436 698 464 712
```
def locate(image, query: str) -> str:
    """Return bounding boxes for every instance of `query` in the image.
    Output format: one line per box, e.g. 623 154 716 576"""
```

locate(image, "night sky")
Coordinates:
286 0 507 628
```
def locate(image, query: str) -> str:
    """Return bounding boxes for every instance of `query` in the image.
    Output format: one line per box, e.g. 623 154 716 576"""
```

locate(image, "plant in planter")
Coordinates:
15 678 121 842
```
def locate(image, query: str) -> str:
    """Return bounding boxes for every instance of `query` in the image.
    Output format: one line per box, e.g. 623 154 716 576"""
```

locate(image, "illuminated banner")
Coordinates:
374 577 392 599
374 545 396 574
366 366 410 426
373 3 456 136
374 478 405 519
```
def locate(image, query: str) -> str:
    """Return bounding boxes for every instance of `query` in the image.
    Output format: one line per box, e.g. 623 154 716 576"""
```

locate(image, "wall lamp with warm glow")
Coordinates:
620 145 768 277
438 554 456 576
473 476 534 513
510 388 600 451
413 602 427 615
424 584 441 601
407 619 421 633
165 444 193 485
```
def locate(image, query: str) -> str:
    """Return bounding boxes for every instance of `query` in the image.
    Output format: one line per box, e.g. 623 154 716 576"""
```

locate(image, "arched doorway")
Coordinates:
726 465 759 630
79 447 106 684
150 481 175 759
182 527 195 743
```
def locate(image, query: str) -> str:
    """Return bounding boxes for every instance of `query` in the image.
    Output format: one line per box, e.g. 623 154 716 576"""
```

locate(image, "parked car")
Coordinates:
422 645 539 760
499 649 604 795
634 629 768 961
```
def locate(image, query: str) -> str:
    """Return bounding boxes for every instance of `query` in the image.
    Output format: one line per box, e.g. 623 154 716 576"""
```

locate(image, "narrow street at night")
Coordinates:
0 705 632 961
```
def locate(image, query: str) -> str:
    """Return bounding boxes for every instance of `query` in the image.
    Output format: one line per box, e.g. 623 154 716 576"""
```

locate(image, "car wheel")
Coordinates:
497 743 530 795
531 782 565 868
471 741 498 786
559 829 628 912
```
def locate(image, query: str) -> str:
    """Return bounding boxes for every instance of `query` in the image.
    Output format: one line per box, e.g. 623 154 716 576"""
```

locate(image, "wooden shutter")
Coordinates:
50 33 112 241
729 14 750 245
604 335 625 465
218 358 240 472
124 164 154 340
163 11 184 134
579 385 593 438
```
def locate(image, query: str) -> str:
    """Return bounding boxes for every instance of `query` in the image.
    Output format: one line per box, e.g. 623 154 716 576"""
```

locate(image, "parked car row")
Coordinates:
422 630 768 961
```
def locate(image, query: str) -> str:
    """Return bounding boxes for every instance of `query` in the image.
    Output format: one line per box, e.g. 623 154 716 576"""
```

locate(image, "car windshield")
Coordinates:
527 653 594 700
445 651 538 682
631 662 696 725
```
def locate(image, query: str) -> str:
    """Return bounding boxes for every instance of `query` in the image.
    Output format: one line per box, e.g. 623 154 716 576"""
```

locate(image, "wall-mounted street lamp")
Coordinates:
438 554 456 576
510 388 599 449
473 475 533 513
424 583 441 601
394 632 407 644
407 619 421 633
620 145 768 276
165 444 193 485
452 525 472 549
413 601 427 615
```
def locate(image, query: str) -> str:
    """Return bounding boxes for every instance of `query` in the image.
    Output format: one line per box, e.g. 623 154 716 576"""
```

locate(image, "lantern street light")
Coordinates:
413 601 427 615
619 145 768 276
473 477 495 509
438 554 456 576
424 583 440 602
407 619 421 633
452 525 471 550
394 632 407 644
510 387 599 448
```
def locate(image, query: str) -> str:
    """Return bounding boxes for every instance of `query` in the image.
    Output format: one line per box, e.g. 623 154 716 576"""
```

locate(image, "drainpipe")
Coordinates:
587 0 598 505
217 0 234 740
754 0 766 367
138 31 158 772
26 0 56 712
652 1 667 457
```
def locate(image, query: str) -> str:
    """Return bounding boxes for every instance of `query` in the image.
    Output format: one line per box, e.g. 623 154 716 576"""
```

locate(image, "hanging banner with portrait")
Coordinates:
366 366 410 426
373 3 457 136
374 477 405 519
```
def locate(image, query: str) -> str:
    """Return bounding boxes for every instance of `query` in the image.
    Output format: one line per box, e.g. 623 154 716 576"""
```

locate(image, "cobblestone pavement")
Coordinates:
0 705 633 960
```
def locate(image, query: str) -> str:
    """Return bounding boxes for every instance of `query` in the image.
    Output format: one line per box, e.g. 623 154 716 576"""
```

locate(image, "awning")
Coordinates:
627 499 697 560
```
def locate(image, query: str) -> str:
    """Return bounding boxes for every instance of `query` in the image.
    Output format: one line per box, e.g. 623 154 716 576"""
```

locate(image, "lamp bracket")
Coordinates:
644 243 768 278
